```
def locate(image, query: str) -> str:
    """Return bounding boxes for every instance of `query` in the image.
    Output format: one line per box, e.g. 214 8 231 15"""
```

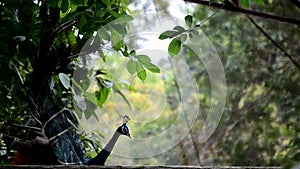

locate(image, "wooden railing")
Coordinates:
0 166 282 169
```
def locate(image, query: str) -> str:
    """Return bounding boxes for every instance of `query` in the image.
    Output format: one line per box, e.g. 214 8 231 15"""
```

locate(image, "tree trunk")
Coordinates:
36 82 86 163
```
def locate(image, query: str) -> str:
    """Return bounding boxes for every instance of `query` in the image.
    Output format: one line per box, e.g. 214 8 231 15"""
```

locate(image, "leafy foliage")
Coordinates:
127 54 160 81
240 0 265 8
0 0 159 164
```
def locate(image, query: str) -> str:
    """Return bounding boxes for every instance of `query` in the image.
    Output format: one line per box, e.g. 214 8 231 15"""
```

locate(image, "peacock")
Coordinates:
12 115 131 165
85 115 131 165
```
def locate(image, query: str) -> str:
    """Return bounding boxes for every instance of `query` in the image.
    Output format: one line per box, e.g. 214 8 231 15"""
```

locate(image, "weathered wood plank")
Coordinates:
0 166 282 169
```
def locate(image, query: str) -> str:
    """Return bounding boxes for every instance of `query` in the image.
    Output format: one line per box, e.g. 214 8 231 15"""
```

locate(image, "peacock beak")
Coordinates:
127 134 131 139
123 115 130 124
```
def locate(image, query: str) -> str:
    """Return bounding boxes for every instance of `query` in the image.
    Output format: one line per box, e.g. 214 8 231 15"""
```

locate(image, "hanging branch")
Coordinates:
247 16 300 71
184 0 300 25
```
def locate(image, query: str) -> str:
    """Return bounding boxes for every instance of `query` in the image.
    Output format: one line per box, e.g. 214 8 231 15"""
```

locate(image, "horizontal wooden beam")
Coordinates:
0 165 283 169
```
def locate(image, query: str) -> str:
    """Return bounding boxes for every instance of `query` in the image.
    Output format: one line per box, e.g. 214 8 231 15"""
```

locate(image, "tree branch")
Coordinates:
184 0 300 25
49 126 73 143
289 0 300 9
5 122 41 133
247 16 300 71
43 108 71 131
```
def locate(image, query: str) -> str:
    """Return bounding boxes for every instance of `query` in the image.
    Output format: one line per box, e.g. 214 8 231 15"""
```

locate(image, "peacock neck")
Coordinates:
104 131 121 153
85 130 121 165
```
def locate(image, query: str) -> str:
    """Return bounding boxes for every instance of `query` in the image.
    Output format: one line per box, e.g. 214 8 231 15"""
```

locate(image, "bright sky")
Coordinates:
126 0 195 64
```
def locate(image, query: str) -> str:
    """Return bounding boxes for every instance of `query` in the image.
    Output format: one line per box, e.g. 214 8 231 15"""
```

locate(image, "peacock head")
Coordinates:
116 115 131 139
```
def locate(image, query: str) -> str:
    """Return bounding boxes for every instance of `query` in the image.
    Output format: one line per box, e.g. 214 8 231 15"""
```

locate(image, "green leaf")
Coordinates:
97 28 110 41
61 0 70 13
136 55 160 73
136 55 151 64
127 59 136 74
168 38 181 56
136 62 147 81
141 61 160 73
159 30 177 40
113 15 134 24
191 30 199 37
137 69 147 81
112 84 131 109
173 26 185 32
84 9 94 17
185 15 193 28
136 62 144 73
102 0 111 6
111 24 127 36
56 86 63 97
130 50 136 56
95 87 110 107
122 46 129 57
180 34 187 42
94 91 101 107
67 31 76 45
113 39 124 50
146 64 160 73
84 92 97 105
78 15 87 31
252 0 265 6
111 29 123 50
99 88 110 105
58 73 70 89
240 0 250 8
48 1 58 8
72 0 85 6
108 10 120 18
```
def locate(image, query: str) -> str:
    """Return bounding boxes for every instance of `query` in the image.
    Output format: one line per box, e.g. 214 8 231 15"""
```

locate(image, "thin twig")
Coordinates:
49 126 73 143
196 3 224 27
1 133 22 141
51 18 78 36
43 107 71 131
13 64 24 84
29 110 43 127
6 122 41 132
247 16 300 71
